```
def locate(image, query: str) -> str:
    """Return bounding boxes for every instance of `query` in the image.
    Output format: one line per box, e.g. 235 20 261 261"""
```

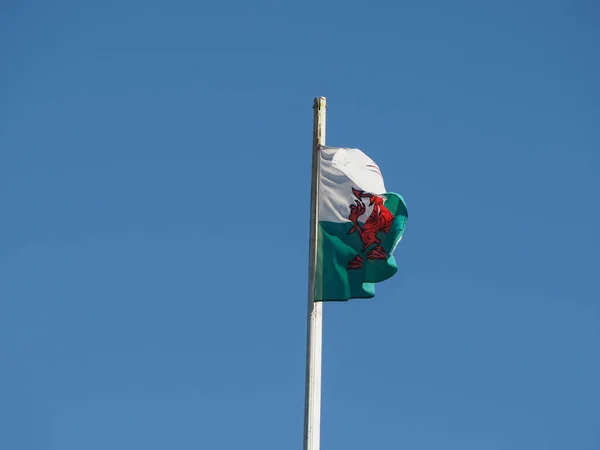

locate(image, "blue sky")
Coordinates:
1 1 599 449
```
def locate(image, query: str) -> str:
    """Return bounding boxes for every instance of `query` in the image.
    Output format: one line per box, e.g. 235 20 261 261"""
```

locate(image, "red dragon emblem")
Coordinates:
347 187 395 270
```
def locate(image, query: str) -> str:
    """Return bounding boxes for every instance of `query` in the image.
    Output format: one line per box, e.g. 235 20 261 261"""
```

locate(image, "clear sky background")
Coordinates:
1 1 599 449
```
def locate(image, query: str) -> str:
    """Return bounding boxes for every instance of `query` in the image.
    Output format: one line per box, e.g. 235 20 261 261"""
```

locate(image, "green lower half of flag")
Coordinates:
315 193 407 302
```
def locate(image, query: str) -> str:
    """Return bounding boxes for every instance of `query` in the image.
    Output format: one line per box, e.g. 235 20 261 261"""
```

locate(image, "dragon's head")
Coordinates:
352 188 385 206
369 195 385 206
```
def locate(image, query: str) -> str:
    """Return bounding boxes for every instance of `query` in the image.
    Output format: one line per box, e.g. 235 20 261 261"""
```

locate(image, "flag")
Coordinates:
315 146 408 301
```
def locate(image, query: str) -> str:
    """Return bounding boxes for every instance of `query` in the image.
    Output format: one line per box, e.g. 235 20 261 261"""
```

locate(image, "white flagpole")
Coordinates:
303 96 326 450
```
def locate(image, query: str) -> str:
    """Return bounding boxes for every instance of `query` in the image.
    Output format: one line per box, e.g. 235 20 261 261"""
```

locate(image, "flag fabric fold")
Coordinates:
315 146 408 302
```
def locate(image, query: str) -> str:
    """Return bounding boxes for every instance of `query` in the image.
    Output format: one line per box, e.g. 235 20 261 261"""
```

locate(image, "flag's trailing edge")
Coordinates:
315 146 408 302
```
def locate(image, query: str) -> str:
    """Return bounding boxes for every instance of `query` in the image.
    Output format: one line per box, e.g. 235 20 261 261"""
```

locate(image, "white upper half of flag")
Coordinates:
318 146 387 223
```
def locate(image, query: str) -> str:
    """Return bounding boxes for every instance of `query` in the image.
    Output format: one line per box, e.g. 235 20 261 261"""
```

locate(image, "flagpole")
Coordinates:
303 96 326 450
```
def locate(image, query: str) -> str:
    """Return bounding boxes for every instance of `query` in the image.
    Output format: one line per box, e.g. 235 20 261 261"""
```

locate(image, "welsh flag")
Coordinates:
315 146 408 301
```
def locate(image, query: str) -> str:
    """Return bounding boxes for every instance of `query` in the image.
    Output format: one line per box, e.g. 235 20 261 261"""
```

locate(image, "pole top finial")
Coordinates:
314 96 327 109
